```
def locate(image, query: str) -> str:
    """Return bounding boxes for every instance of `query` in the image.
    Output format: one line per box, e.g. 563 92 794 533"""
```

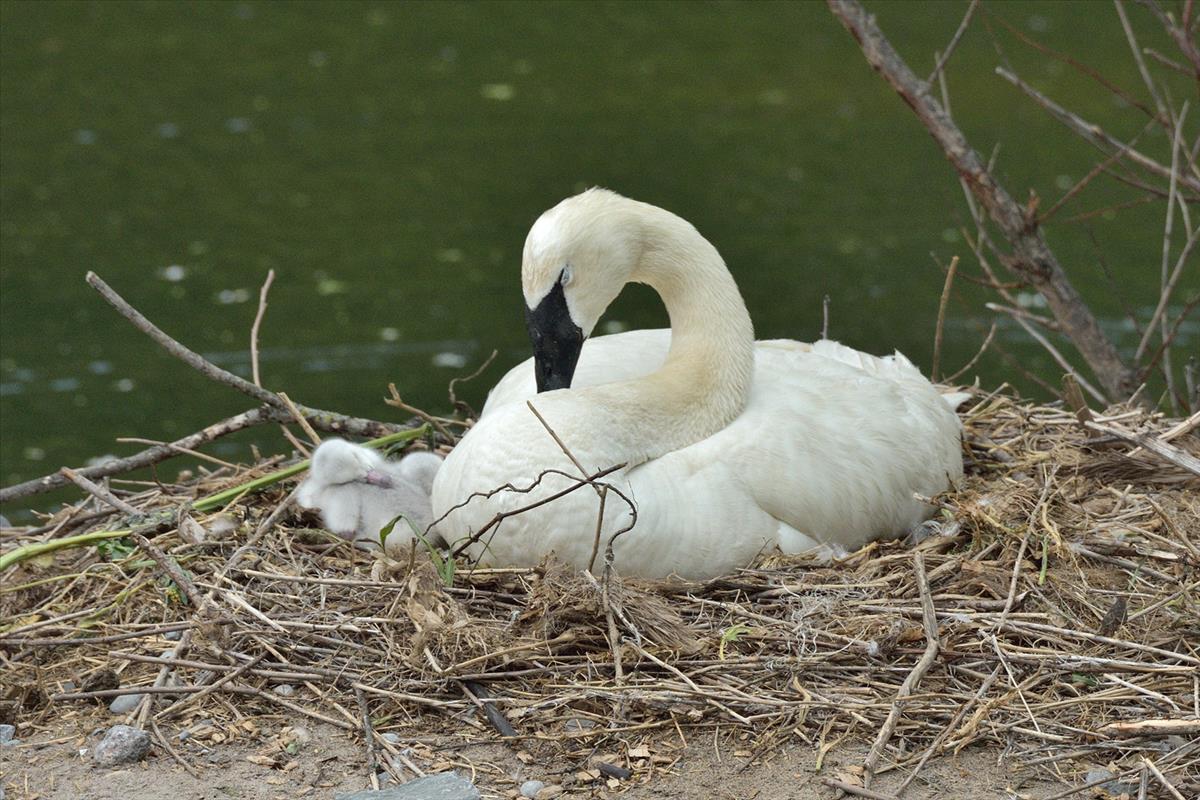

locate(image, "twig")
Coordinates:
526 401 597 494
993 67 1199 195
150 720 201 779
994 308 1106 405
1 407 274 504
587 485 609 573
448 349 498 418
250 269 275 388
927 0 979 86
821 294 831 340
898 665 1001 794
1135 195 1197 360
863 552 939 786
355 686 381 786
153 653 265 721
85 272 404 431
460 680 517 738
988 7 1162 123
1098 718 1200 738
129 531 205 610
59 468 141 517
1040 119 1156 224
1137 0 1200 80
278 391 321 449
944 321 996 383
1083 419 1200 477
1114 0 1169 122
1141 756 1187 800
442 464 626 559
386 383 454 443
821 778 899 800
87 271 282 407
931 255 959 383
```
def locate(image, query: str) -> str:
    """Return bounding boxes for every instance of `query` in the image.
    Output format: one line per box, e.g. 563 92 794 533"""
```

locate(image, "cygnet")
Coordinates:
296 439 443 555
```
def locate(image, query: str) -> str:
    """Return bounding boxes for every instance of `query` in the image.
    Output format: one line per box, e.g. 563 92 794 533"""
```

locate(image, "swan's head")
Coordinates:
522 188 641 392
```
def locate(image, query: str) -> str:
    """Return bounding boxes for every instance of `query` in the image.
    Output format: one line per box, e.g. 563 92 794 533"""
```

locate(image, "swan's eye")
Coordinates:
559 265 573 286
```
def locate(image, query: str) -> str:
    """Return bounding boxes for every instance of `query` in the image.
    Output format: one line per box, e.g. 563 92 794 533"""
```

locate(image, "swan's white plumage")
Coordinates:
297 440 443 555
431 190 964 579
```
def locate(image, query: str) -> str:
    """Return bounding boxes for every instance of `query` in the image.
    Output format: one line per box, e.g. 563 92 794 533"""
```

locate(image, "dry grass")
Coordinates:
1 390 1198 797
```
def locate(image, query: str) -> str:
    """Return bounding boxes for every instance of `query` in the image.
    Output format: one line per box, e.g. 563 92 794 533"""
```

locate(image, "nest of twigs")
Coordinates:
1 390 1198 797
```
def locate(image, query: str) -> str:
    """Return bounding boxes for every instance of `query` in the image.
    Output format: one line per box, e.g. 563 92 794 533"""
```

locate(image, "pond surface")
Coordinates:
0 1 1189 507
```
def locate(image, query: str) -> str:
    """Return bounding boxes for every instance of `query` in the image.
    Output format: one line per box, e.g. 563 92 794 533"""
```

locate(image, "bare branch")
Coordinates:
250 269 275 388
826 0 1139 401
87 271 281 408
1114 0 1169 121
989 7 1163 124
994 67 1200 195
1 407 272 505
931 255 958 382
927 0 979 86
1137 0 1200 79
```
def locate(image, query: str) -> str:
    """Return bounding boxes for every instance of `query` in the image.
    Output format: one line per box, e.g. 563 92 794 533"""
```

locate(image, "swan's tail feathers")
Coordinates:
940 391 973 410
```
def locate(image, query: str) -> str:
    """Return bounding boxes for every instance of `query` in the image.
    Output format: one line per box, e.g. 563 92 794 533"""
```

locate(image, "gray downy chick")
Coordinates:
296 439 443 555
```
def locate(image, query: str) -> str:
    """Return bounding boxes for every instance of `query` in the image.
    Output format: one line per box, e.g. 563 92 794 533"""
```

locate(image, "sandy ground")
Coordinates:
0 719 1061 800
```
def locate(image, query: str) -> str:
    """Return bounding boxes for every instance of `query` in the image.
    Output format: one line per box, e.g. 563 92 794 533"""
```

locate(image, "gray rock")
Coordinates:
381 732 402 745
0 724 14 744
108 693 145 714
334 771 480 800
93 725 151 766
163 629 183 641
520 780 544 799
272 684 295 697
1085 768 1134 796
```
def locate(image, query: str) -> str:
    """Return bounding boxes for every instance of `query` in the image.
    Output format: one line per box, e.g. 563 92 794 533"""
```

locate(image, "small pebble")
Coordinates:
0 724 15 744
273 684 295 697
381 732 401 744
163 630 182 641
520 780 545 798
108 693 145 714
93 725 151 766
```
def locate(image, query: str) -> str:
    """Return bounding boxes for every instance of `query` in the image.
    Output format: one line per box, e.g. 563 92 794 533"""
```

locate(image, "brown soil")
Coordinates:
2 721 1062 800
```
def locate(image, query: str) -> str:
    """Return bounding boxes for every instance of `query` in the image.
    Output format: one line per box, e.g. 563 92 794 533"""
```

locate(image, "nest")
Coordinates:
1 391 1198 797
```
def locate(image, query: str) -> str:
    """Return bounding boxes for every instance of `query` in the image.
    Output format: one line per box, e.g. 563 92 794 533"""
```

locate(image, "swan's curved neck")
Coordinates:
590 204 755 461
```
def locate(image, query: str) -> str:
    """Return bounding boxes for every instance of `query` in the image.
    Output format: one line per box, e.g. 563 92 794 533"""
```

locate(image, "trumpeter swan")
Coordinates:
430 189 964 579
298 439 443 554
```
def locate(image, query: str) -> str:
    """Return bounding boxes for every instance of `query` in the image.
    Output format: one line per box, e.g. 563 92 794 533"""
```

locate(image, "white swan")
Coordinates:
430 189 964 579
297 439 443 554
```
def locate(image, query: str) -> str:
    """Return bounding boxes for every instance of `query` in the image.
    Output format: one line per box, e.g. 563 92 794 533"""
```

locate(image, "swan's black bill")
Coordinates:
526 281 584 393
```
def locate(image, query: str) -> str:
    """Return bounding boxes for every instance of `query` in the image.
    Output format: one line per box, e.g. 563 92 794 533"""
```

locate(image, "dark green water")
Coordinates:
0 1 1190 509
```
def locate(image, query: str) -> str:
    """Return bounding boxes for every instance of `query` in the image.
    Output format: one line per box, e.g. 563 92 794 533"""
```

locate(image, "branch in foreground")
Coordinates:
826 0 1140 402
85 272 405 437
0 404 411 507
87 271 281 408
0 407 273 505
